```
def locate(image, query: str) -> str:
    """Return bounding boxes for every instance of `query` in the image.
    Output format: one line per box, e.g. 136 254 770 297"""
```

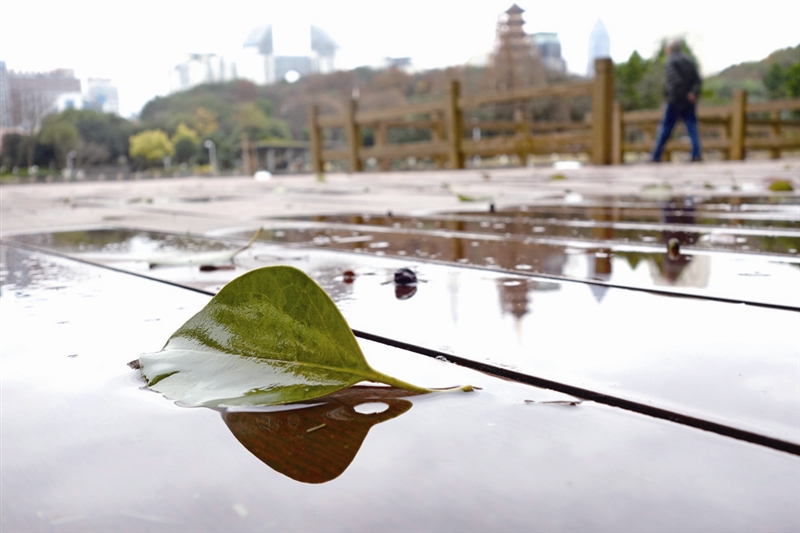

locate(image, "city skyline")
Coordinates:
1 0 798 117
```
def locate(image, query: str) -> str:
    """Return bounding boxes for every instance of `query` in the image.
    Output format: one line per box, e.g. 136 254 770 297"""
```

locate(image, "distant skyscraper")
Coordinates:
243 24 337 85
532 32 567 73
7 68 81 132
0 61 11 128
169 54 237 94
85 78 119 114
587 19 611 77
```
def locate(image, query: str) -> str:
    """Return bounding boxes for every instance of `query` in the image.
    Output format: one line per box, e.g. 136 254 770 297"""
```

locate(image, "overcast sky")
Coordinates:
1 0 798 117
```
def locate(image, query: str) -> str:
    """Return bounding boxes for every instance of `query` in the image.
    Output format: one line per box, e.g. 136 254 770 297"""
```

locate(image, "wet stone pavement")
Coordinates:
1 160 799 532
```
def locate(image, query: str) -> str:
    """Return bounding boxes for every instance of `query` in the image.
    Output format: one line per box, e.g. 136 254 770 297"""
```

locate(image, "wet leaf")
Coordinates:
140 265 471 407
457 193 492 202
768 179 793 192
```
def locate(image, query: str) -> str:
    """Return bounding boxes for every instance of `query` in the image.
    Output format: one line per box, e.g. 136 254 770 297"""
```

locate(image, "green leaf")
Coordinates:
457 193 492 202
139 265 471 407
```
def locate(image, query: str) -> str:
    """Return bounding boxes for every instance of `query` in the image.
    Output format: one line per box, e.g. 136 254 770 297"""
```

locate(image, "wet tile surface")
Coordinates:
231 194 800 308
5 227 800 446
2 244 799 532
3 182 799 531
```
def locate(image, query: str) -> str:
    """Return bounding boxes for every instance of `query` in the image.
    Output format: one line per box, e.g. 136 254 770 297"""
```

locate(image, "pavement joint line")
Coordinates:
2 238 798 457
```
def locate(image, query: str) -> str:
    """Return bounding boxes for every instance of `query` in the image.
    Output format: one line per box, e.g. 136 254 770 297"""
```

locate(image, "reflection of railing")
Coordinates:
308 59 615 172
616 94 800 162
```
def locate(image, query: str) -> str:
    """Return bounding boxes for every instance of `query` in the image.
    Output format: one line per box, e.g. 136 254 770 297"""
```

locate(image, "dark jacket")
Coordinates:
664 52 701 107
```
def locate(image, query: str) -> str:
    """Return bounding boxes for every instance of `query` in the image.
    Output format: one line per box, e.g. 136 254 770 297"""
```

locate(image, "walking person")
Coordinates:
652 39 703 162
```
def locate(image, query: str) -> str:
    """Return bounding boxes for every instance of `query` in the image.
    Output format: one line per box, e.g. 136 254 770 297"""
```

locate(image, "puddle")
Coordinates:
216 224 798 308
7 218 800 309
3 241 799 453
285 198 800 255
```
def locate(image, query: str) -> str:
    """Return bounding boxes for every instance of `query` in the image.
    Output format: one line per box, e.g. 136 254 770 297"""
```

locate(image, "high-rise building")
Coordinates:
7 69 81 132
587 19 611 77
85 78 119 114
532 32 567 73
243 24 337 85
0 61 12 129
169 53 237 94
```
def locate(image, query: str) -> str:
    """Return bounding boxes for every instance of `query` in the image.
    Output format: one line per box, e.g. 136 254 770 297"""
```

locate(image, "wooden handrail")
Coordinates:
746 99 800 113
356 100 445 123
304 61 800 174
458 82 592 108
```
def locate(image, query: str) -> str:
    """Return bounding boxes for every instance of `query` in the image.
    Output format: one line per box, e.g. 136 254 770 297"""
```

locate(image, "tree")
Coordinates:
785 63 800 98
1 133 25 168
193 107 219 137
129 130 174 167
38 117 80 168
171 123 200 164
614 39 699 111
763 61 800 99
233 103 291 141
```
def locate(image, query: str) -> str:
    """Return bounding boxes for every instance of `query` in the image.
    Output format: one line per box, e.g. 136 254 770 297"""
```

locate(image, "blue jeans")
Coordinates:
652 103 701 161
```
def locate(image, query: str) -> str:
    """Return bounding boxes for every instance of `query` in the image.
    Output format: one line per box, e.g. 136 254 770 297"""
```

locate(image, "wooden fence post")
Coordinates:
308 105 324 174
242 140 257 176
514 108 530 166
730 89 747 161
769 110 781 159
447 80 464 170
432 112 446 169
592 58 614 165
375 121 390 171
346 98 363 172
611 101 623 164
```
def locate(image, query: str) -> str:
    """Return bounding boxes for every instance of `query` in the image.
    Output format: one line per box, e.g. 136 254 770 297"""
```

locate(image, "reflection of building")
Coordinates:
498 278 530 319
587 19 610 76
169 53 237 93
243 24 337 85
7 68 81 132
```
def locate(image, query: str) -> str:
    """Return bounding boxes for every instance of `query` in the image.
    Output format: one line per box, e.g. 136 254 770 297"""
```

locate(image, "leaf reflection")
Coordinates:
221 386 415 484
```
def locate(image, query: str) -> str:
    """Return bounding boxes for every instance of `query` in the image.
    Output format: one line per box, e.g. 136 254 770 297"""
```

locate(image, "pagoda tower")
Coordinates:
492 4 545 90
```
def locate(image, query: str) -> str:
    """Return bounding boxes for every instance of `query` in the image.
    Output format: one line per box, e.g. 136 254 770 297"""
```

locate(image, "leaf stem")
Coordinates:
370 370 473 394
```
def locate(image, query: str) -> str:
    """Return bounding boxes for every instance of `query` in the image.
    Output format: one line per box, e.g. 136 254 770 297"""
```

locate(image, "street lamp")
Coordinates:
66 150 78 179
203 140 217 175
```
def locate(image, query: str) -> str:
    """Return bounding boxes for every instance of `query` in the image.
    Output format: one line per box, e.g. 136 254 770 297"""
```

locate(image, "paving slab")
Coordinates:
2 245 798 532
2 159 798 234
2 160 799 531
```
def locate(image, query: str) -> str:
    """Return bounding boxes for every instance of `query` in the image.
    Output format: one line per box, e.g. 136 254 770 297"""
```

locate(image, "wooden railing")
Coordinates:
308 59 613 172
307 59 800 172
615 93 800 162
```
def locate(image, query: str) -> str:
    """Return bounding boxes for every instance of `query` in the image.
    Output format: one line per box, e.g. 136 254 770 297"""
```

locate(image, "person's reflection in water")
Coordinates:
222 387 415 484
657 197 699 283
